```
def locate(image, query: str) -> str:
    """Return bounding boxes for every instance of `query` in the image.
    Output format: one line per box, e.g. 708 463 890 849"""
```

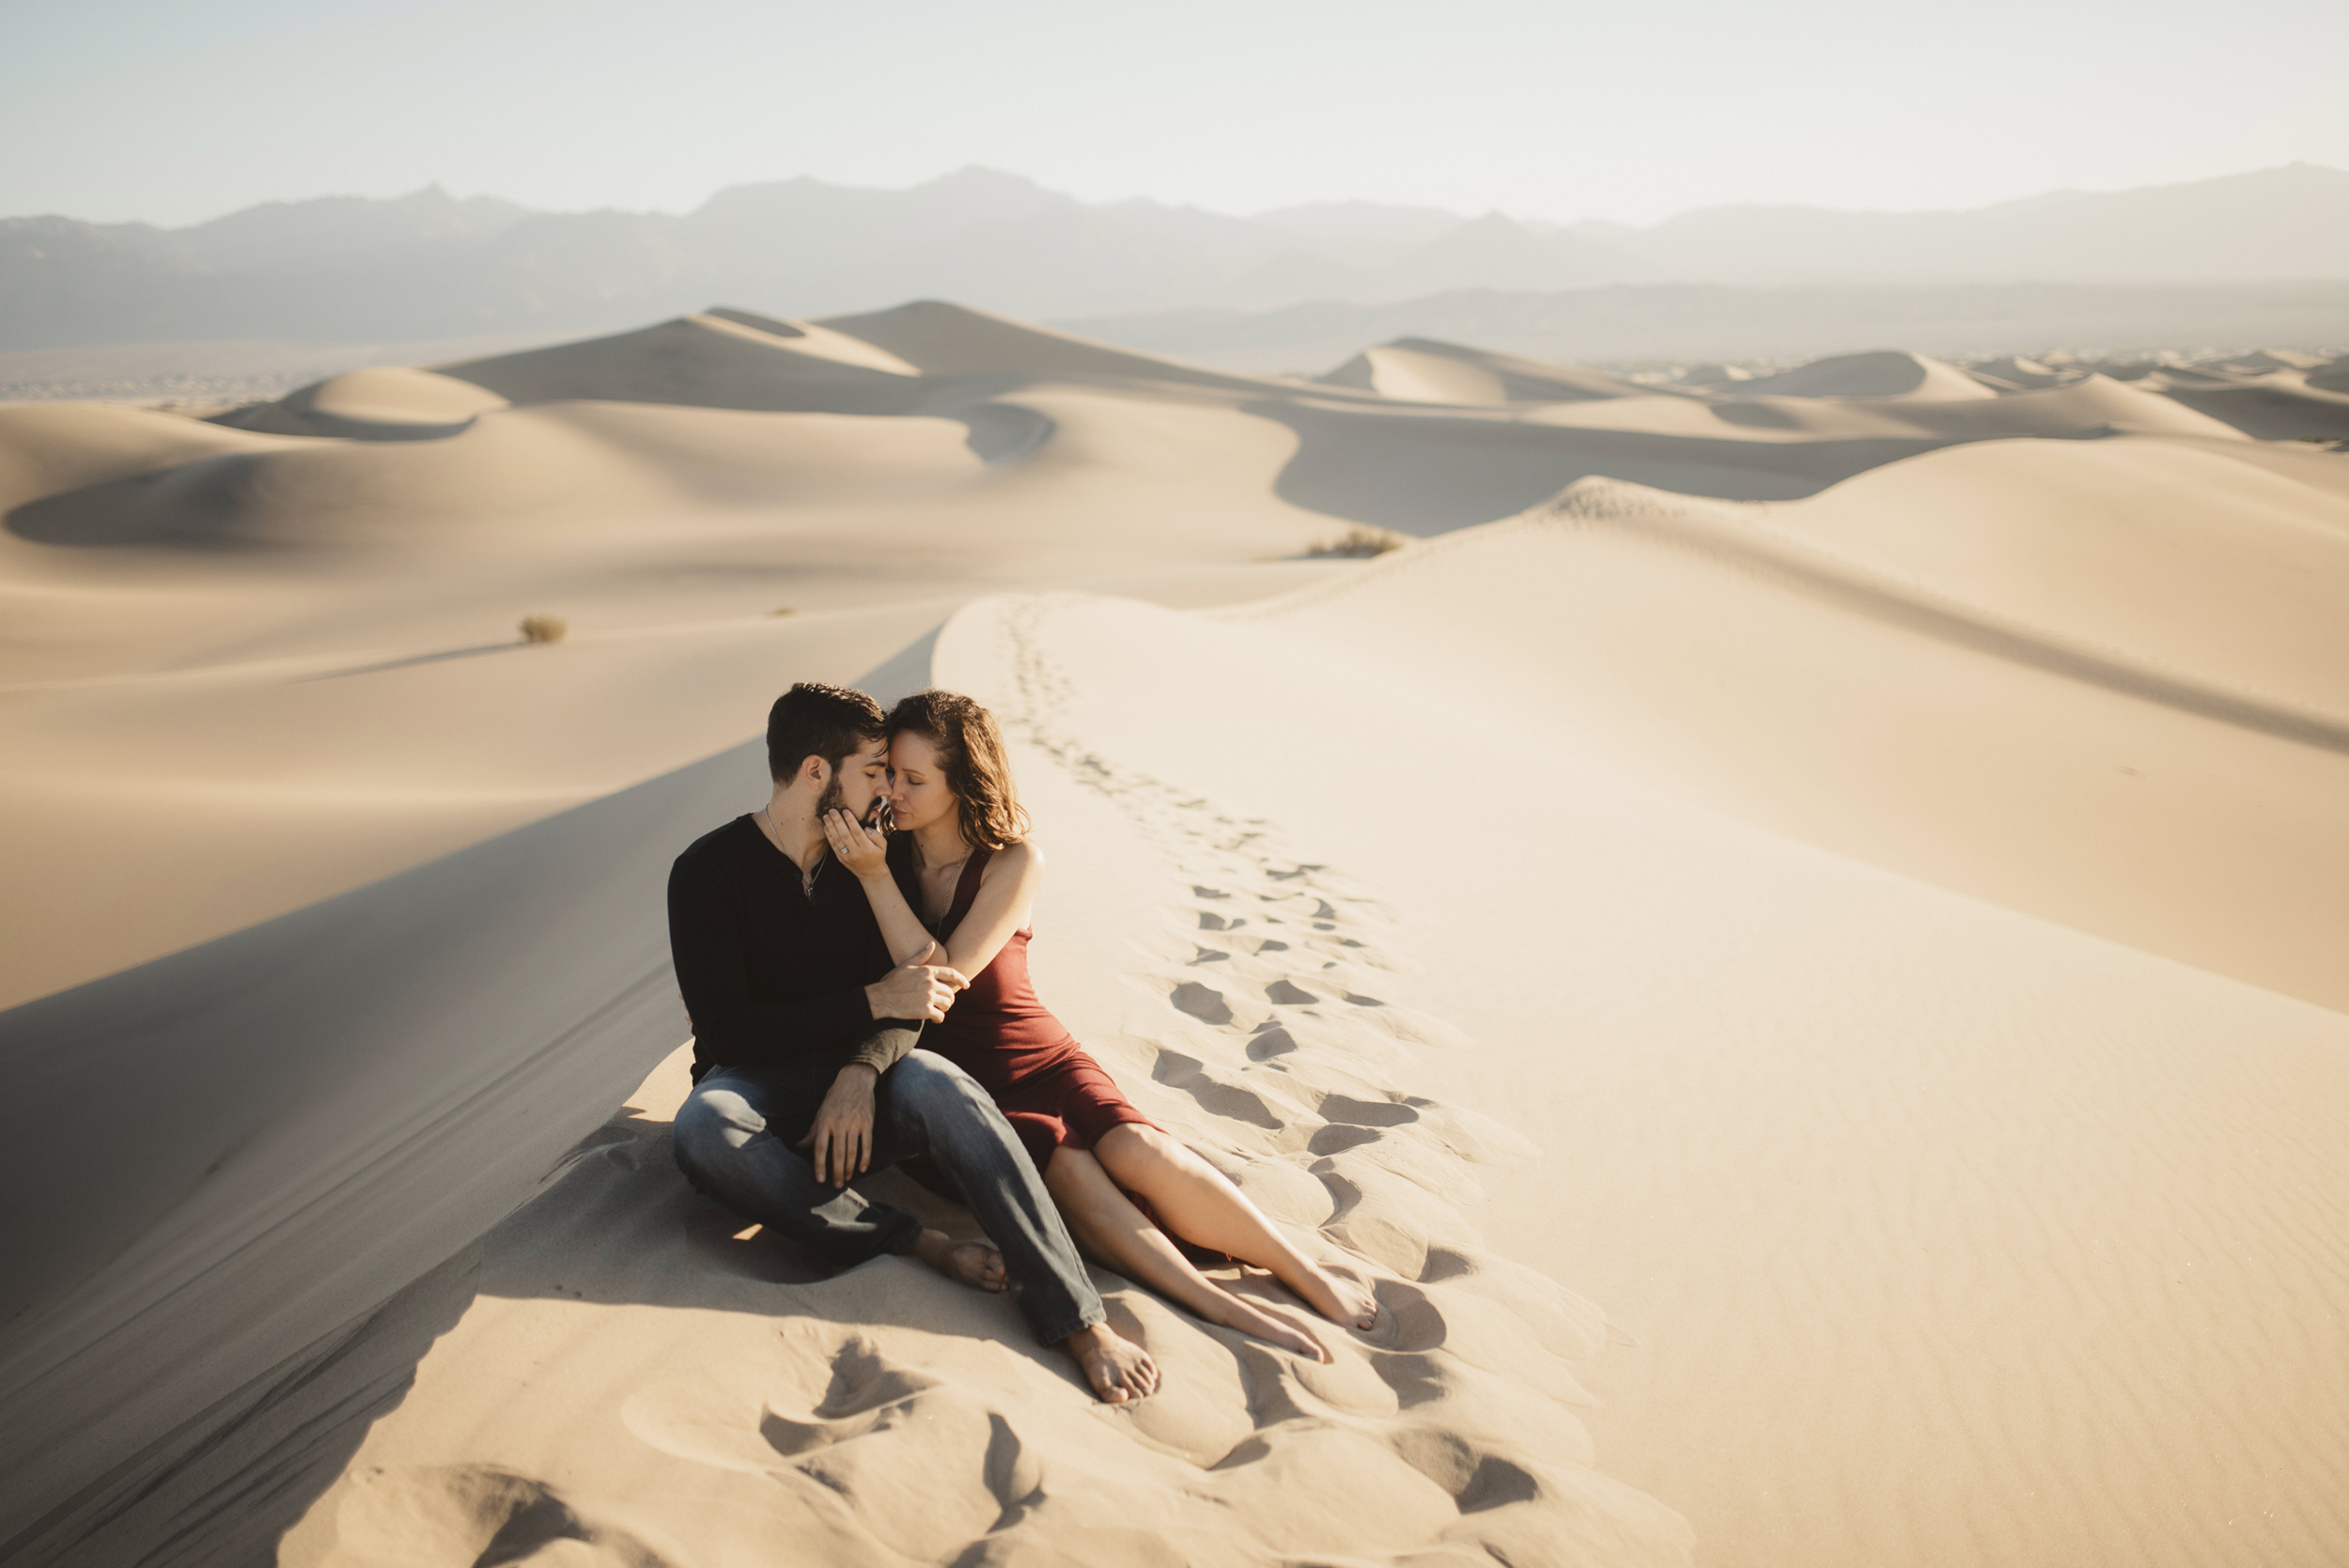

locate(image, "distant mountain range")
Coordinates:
5 163 2346 353
1063 281 2349 374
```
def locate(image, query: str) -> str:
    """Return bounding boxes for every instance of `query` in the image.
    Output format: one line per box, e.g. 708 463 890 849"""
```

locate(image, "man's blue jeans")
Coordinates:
673 1044 1103 1345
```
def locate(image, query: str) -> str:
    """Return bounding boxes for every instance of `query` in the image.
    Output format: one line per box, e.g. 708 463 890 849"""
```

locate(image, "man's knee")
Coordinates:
889 1049 989 1116
673 1083 765 1175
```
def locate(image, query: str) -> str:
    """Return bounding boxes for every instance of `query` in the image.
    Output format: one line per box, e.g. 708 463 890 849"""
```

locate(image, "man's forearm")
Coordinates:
846 1021 922 1075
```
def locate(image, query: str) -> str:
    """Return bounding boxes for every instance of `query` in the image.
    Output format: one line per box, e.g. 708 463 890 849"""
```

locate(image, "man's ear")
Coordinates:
800 753 832 791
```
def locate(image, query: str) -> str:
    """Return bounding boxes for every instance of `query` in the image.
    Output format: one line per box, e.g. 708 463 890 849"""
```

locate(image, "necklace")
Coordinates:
756 807 823 897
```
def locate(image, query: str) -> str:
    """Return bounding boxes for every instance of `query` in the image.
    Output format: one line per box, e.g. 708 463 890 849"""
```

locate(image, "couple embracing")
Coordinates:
666 682 1377 1403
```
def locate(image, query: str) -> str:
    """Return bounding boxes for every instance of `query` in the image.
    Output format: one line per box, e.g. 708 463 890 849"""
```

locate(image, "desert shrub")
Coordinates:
1305 526 1406 559
519 614 568 644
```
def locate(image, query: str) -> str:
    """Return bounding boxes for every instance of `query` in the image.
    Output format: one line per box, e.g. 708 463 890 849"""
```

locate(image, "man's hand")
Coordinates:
796 1063 879 1188
864 940 968 1023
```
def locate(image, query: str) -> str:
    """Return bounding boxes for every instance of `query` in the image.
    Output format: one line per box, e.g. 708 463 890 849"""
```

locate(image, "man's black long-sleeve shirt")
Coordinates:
668 814 904 1081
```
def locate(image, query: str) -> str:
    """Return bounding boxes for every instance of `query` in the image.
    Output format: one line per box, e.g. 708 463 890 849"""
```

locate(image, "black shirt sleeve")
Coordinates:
845 1025 921 1075
667 848 875 1066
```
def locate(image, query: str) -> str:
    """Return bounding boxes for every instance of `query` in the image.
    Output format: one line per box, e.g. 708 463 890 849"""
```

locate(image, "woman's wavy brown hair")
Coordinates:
884 690 1031 851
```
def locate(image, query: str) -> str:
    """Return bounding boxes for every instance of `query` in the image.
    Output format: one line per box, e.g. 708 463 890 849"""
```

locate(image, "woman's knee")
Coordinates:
1097 1122 1190 1178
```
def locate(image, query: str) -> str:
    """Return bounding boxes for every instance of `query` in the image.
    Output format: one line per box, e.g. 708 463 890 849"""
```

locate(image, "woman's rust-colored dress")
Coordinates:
889 838 1161 1175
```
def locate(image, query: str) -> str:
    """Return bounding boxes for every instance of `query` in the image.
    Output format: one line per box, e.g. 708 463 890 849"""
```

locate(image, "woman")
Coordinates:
820 690 1378 1361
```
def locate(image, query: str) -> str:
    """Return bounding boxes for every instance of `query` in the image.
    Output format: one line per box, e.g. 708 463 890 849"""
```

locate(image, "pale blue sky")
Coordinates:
5 0 2345 228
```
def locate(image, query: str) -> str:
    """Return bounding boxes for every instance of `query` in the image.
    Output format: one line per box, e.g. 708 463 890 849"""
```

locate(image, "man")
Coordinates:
667 681 1158 1404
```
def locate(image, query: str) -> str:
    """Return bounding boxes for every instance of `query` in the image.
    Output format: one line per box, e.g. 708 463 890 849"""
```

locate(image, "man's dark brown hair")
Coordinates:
767 682 885 784
884 689 1032 851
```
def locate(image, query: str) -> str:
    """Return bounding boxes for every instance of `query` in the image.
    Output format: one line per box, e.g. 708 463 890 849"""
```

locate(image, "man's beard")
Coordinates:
817 778 886 829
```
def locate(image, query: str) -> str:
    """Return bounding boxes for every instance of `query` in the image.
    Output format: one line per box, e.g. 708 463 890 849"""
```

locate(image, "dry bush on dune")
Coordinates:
518 614 568 644
1306 526 1408 558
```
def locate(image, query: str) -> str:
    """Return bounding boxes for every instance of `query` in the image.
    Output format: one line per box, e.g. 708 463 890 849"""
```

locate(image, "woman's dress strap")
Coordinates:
941 846 994 938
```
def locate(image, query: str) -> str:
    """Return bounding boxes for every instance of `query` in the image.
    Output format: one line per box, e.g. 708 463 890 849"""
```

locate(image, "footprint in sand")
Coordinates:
1246 1024 1298 1062
1170 981 1235 1025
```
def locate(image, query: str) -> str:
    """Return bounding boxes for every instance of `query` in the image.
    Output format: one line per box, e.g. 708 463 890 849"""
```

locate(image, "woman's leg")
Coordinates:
1045 1146 1330 1361
1092 1124 1380 1333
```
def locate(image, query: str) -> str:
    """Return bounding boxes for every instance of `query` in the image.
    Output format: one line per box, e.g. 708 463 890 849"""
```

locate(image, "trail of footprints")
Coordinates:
609 807 1690 1566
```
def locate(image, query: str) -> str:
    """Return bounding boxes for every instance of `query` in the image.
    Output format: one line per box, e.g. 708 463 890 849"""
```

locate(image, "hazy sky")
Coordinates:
6 0 2345 228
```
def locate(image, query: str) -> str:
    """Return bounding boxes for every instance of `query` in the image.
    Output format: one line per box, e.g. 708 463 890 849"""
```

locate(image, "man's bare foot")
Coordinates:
1285 1261 1380 1333
911 1229 1006 1293
1212 1289 1331 1362
1066 1322 1159 1404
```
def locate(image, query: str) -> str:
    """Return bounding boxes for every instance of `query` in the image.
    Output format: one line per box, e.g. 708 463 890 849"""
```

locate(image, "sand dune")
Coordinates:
3 303 2345 1567
434 310 928 414
1246 371 2240 532
1316 338 1677 404
1781 438 2349 714
2130 365 2349 441
1068 279 2349 378
812 300 1287 392
1964 353 2077 390
1732 349 1995 399
226 366 513 440
1521 373 2239 441
2218 348 2327 373
1261 451 2349 1014
0 401 304 514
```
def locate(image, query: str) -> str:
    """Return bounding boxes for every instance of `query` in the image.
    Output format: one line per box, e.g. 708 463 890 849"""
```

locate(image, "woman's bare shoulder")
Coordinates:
985 838 1043 876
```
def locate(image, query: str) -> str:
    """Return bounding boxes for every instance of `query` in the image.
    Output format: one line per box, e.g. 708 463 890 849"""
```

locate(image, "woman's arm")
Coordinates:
822 812 940 967
821 813 1044 981
937 840 1044 980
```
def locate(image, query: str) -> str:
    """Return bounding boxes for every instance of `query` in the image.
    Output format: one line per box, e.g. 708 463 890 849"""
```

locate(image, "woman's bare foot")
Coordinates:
1285 1261 1380 1333
911 1229 1006 1293
1066 1323 1159 1404
1211 1289 1331 1362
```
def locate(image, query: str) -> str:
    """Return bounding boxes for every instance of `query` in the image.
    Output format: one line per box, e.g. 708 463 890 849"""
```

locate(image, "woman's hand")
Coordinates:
822 808 890 878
